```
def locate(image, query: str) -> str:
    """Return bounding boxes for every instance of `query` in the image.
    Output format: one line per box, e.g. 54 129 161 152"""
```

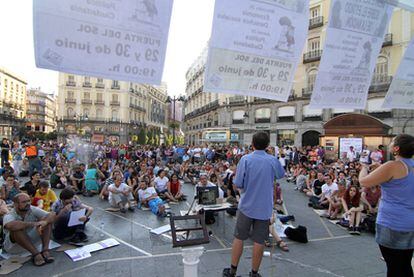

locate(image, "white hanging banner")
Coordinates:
33 0 173 85
204 0 309 101
383 37 414 110
309 0 394 109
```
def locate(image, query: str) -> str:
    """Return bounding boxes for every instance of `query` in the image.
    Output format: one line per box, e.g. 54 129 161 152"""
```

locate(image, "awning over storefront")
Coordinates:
324 113 391 136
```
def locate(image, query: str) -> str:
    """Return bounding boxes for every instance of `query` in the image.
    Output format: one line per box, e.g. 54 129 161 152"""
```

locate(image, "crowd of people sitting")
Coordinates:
0 136 390 266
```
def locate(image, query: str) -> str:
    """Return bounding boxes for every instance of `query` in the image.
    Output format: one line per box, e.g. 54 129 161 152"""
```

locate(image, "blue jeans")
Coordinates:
28 158 42 176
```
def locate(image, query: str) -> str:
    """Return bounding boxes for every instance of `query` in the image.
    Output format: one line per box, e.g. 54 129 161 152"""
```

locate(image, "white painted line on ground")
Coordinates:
89 223 152 257
318 216 335 238
85 202 172 240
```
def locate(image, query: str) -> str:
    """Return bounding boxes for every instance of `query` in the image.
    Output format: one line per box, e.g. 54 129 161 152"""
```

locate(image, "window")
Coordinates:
112 94 118 102
308 37 320 51
310 6 320 18
83 92 90 99
307 69 318 92
255 108 271 119
96 93 103 101
233 110 245 120
97 78 103 83
67 108 74 117
67 91 74 99
112 80 119 88
68 75 74 82
84 76 90 83
96 108 103 117
111 110 119 120
277 106 295 122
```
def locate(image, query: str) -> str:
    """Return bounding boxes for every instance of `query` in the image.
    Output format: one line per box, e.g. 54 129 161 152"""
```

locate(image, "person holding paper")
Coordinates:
223 132 284 277
52 188 93 243
3 193 55 266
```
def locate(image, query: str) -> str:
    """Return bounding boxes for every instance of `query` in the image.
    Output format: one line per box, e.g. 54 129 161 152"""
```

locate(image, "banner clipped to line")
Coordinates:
33 0 173 85
204 0 309 102
309 0 394 109
383 37 414 110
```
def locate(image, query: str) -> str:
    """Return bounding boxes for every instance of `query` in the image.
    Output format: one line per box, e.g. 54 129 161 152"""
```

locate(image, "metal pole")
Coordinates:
173 97 176 145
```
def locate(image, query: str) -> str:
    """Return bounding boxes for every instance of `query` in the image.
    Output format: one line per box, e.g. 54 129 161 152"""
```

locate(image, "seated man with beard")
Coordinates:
3 193 55 266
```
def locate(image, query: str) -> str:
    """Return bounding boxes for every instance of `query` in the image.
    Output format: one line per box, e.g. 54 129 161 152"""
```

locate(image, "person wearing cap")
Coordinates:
223 132 285 277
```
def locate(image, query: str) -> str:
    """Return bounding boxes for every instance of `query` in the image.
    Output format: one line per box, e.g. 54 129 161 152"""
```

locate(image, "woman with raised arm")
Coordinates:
359 134 414 277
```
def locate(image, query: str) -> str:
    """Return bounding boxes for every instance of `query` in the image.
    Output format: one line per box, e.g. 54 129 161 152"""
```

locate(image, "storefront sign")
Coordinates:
91 134 105 143
383 37 414 110
230 133 239 141
339 137 363 157
205 0 309 101
309 0 393 109
204 132 227 141
33 0 174 85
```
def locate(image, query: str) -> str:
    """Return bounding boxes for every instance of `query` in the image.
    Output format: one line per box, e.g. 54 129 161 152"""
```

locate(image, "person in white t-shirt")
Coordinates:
138 179 166 216
108 175 134 213
370 148 383 164
359 145 371 164
346 146 357 162
153 170 175 201
318 174 338 208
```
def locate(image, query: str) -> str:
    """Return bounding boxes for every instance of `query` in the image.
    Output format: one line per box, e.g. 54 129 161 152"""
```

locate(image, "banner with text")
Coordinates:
309 0 393 109
33 0 173 85
383 37 414 110
204 0 309 101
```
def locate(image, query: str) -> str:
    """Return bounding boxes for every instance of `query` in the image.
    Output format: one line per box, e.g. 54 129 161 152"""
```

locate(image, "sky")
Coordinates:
0 0 215 96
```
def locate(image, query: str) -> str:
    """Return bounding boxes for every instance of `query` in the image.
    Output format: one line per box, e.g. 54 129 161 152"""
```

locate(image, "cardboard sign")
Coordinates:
205 0 309 101
34 0 174 85
310 0 393 109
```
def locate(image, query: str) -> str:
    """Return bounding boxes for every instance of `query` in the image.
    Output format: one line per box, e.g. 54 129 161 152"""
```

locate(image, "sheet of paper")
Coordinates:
68 208 86 227
204 0 309 101
64 248 92 262
383 37 414 109
150 224 171 235
309 0 394 109
33 0 174 85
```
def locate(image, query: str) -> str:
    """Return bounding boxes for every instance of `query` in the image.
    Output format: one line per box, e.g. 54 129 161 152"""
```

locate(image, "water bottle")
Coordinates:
100 222 105 238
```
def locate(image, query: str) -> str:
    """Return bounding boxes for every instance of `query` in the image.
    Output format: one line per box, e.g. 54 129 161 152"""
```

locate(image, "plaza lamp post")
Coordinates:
166 95 185 145
73 113 88 136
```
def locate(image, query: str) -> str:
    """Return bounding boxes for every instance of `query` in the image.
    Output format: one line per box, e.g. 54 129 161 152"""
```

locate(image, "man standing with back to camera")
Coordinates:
223 132 285 277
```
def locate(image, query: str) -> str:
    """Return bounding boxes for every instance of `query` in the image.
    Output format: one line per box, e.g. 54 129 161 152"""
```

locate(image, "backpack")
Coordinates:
362 215 376 234
284 225 308 243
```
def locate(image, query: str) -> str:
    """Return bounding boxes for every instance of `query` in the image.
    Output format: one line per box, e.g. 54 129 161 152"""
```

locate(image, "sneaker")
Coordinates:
222 268 236 277
249 272 262 277
349 227 357 235
78 232 89 242
70 234 82 244
128 206 135 212
354 227 361 235
120 208 127 213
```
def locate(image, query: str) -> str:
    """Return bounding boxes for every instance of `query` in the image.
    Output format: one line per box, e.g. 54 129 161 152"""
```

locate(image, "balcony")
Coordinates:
301 87 313 98
111 85 120 90
232 119 244 124
253 97 277 104
95 100 105 105
303 115 322 121
66 81 76 87
65 98 76 104
129 104 146 112
81 99 93 105
83 82 92 88
95 83 105 89
309 16 323 30
110 101 120 106
278 116 295 122
303 50 322 63
228 97 246 105
369 74 392 93
382 33 393 47
255 118 271 123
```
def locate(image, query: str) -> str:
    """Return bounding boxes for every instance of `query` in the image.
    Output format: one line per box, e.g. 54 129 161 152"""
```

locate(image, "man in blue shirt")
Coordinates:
223 132 285 277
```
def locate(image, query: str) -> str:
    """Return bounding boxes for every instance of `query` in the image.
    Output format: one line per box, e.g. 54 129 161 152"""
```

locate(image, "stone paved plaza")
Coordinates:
6 179 388 277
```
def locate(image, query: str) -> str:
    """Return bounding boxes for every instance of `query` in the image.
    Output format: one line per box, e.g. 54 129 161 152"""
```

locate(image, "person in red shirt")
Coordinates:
166 173 183 202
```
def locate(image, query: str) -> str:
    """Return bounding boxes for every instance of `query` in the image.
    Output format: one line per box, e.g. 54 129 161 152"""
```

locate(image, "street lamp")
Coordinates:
167 95 185 145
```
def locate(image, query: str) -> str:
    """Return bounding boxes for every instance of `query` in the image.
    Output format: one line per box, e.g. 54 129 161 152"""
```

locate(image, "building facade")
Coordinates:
57 73 169 144
0 67 27 139
26 88 57 133
183 2 414 147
